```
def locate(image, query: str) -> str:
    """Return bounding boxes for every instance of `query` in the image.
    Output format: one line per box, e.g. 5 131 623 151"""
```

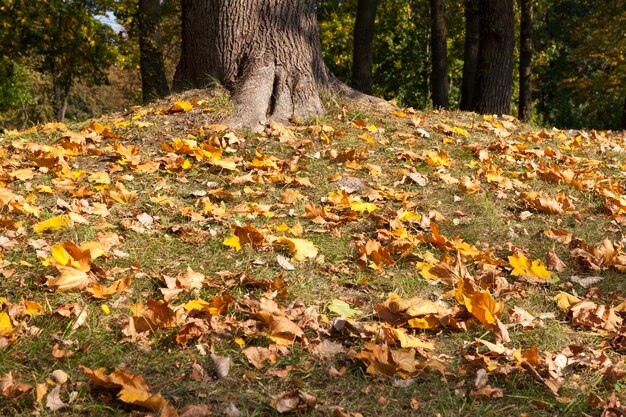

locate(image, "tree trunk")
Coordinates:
473 0 515 115
184 0 379 129
172 0 211 91
52 69 71 121
460 0 479 111
351 0 378 94
622 95 626 130
138 0 170 102
430 0 449 109
518 0 532 122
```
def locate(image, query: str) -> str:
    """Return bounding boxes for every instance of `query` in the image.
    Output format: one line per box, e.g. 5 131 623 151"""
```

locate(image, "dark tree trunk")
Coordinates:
351 0 378 94
473 0 515 115
430 0 449 109
518 0 533 122
53 81 70 122
460 0 479 111
138 0 170 102
622 95 626 130
172 0 211 91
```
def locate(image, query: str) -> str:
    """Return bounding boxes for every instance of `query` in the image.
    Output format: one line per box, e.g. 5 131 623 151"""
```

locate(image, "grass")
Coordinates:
1 91 626 416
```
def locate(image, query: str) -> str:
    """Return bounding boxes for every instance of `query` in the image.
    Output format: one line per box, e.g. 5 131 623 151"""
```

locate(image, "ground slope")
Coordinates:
1 91 626 416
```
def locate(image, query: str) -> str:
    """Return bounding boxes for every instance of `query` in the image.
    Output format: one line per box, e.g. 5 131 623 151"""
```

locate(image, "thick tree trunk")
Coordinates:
430 0 449 109
473 0 515 115
460 0 479 111
172 0 211 91
206 0 333 127
352 0 378 94
518 0 533 122
138 0 170 102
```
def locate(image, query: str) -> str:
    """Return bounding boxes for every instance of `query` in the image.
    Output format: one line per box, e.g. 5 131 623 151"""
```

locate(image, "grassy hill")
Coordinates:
1 91 626 416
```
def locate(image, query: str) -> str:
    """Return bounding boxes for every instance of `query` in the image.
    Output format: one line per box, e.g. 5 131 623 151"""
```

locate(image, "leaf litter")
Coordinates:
0 97 626 415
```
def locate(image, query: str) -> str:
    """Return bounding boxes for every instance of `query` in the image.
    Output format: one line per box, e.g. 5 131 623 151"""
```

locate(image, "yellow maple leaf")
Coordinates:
554 292 581 311
23 301 45 316
33 214 71 234
391 327 434 349
529 259 551 280
465 290 501 325
509 253 552 280
0 311 13 336
508 253 530 276
223 235 241 251
274 237 318 261
350 201 378 213
170 100 193 113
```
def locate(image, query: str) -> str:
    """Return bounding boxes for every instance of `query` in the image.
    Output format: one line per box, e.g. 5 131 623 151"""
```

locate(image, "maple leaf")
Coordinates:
33 214 71 234
169 99 194 113
273 237 318 261
86 276 132 299
508 253 552 281
0 311 14 337
80 366 168 411
464 290 502 326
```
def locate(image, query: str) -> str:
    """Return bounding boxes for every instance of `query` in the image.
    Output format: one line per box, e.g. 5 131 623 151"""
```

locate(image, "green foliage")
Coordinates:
533 0 625 130
319 0 466 109
0 0 119 121
0 58 32 113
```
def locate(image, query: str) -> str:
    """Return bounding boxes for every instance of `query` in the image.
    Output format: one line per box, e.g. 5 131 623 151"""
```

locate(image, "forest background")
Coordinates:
0 0 624 131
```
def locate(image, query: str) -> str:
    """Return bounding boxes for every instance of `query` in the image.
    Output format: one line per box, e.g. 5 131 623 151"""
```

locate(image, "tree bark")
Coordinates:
622 95 626 130
460 0 479 111
138 0 170 102
473 0 515 115
174 0 380 129
518 0 532 122
352 0 378 94
430 0 449 109
172 0 211 91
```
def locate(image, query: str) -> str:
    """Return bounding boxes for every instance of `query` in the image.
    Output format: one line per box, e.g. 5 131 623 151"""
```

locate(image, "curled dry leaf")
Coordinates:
272 390 317 413
210 353 230 379
86 276 132 298
80 365 167 411
546 251 567 272
0 371 32 398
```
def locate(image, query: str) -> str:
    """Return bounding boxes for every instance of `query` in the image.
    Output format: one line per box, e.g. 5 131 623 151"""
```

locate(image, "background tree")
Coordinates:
473 0 515 115
430 0 449 108
138 0 170 102
351 0 378 94
534 0 625 130
459 0 479 111
518 0 533 122
0 1 117 121
172 0 211 91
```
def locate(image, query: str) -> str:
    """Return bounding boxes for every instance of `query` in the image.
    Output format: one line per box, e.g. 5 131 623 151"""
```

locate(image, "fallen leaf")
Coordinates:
327 299 363 318
46 384 65 411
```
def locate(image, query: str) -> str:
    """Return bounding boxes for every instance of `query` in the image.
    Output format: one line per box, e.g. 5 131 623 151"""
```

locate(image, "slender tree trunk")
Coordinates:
460 0 479 111
138 0 170 102
352 0 378 94
473 0 515 115
622 95 626 130
172 0 211 91
52 67 71 121
518 0 532 122
430 0 449 109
